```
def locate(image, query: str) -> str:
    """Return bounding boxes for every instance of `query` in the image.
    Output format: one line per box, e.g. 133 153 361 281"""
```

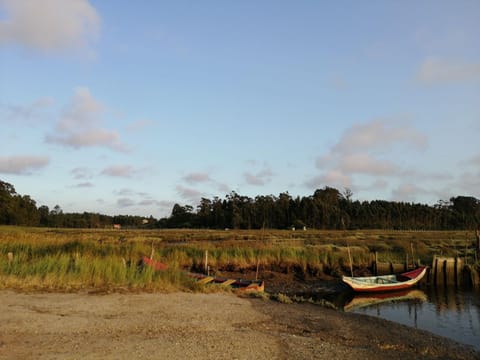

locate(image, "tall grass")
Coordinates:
0 251 195 291
0 226 477 291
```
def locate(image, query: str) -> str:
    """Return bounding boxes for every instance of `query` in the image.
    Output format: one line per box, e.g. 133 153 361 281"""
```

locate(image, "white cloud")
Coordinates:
46 87 129 152
57 87 103 131
244 165 273 186
2 97 54 124
339 153 396 176
305 171 352 190
391 184 428 203
180 170 230 196
114 188 135 196
454 171 480 198
417 57 480 84
74 182 93 188
101 165 136 178
243 170 272 186
138 199 174 208
313 119 427 178
46 129 127 152
332 119 427 154
176 185 203 203
117 198 135 208
71 167 93 180
216 182 230 194
469 154 480 166
183 172 212 184
309 119 430 195
0 0 100 53
0 155 49 174
244 173 264 186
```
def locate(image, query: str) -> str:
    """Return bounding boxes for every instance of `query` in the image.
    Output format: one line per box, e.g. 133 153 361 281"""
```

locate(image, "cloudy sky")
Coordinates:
1 0 479 218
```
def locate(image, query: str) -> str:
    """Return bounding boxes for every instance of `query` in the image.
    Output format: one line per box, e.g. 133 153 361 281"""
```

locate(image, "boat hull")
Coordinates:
342 266 427 293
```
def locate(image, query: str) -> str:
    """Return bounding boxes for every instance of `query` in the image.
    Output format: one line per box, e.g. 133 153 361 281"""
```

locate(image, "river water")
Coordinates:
339 286 480 351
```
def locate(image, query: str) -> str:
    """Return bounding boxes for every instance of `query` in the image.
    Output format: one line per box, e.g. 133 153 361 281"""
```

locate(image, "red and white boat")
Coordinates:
342 266 427 293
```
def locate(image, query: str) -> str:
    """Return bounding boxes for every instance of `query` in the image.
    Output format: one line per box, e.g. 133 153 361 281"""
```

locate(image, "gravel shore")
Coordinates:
0 291 478 360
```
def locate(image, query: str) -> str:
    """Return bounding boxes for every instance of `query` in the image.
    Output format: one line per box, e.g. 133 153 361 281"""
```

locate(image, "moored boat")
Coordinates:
342 266 427 293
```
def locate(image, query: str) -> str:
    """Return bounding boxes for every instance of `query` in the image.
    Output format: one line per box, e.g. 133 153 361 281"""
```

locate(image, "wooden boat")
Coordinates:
140 256 168 271
342 266 427 293
139 256 265 292
343 289 427 312
187 271 265 292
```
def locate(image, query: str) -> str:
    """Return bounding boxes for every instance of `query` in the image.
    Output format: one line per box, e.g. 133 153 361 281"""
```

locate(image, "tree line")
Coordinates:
1 180 479 230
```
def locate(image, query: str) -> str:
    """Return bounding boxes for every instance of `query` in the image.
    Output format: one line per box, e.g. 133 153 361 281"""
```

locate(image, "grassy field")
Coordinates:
0 226 478 291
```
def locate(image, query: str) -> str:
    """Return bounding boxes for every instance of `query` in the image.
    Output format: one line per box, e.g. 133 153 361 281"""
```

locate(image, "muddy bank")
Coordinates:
0 291 478 360
213 268 349 298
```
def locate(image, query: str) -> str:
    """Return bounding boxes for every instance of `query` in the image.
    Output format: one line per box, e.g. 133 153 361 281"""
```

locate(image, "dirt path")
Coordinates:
0 291 478 360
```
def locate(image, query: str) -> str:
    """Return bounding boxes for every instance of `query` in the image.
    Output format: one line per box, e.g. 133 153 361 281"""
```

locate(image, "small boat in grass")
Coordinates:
140 256 169 271
342 266 427 293
187 271 265 292
139 256 265 292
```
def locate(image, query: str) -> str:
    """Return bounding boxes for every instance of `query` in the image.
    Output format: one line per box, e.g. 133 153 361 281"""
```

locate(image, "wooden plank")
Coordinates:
220 279 236 287
197 276 214 284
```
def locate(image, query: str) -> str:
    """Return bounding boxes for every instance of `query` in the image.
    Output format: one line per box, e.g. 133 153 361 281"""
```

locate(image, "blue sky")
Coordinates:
1 0 479 218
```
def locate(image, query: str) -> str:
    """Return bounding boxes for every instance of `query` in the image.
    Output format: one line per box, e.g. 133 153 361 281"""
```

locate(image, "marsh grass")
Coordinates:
0 226 477 291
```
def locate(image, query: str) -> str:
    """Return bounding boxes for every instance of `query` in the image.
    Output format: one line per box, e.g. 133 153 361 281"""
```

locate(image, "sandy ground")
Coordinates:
0 290 478 360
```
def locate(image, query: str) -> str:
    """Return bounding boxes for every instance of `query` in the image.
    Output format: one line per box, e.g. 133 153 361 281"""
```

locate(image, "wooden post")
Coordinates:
456 257 464 287
442 259 447 286
454 257 458 287
204 250 208 275
476 229 480 258
410 242 415 267
374 251 378 276
7 252 13 262
445 258 456 285
432 255 438 286
347 243 353 277
150 241 155 260
471 265 479 289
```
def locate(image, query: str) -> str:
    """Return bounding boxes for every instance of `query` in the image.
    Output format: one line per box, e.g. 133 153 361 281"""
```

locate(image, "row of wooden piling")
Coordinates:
372 254 479 288
429 255 479 288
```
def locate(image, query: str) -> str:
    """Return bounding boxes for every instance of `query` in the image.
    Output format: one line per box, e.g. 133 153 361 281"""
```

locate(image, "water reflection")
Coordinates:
342 289 427 312
339 286 480 351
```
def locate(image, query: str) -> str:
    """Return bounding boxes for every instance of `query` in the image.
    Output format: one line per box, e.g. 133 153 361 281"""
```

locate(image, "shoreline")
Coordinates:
0 290 478 359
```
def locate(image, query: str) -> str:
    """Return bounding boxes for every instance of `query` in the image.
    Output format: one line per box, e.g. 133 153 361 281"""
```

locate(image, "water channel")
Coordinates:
337 286 480 351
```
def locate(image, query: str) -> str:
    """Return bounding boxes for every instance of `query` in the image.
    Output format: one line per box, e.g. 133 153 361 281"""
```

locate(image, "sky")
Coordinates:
0 0 479 218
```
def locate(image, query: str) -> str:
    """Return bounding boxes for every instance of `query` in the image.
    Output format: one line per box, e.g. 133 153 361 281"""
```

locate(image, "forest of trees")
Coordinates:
1 179 479 230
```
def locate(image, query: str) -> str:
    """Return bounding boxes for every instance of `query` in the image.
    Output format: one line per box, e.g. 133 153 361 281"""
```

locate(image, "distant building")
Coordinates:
113 224 121 229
